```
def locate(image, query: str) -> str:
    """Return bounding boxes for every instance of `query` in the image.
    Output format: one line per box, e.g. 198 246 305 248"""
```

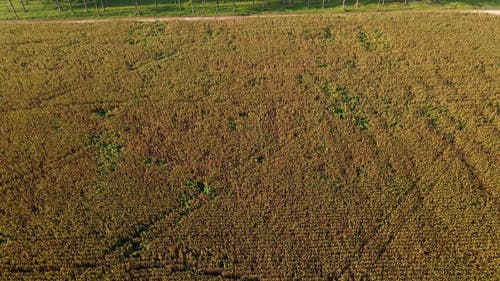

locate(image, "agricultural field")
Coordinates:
0 11 499 280
0 0 499 19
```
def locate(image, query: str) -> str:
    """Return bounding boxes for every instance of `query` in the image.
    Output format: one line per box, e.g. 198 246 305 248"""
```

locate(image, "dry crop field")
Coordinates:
0 12 499 280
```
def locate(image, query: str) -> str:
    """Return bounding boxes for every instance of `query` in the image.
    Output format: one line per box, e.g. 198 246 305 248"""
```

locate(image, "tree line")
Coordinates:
2 0 438 19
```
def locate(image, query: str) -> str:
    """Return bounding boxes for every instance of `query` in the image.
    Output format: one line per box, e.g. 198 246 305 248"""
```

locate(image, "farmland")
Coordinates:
0 11 499 280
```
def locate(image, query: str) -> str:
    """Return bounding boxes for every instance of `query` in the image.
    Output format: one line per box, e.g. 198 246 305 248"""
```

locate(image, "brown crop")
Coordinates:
0 12 499 280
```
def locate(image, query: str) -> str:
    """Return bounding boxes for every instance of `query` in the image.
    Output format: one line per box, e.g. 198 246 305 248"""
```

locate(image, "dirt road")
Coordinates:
1 9 498 24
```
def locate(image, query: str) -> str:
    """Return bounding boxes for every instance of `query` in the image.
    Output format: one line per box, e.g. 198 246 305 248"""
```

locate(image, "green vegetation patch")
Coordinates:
89 131 124 174
357 29 389 52
92 107 115 119
323 83 370 130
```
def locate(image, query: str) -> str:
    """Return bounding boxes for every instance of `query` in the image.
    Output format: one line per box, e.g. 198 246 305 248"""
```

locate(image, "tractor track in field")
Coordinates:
0 9 498 24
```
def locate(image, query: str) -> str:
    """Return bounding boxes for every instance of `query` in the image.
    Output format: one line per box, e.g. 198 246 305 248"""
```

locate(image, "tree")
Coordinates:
190 0 194 14
66 0 74 14
355 0 358 7
18 0 26 11
232 0 235 13
3 0 10 13
377 0 385 12
154 0 157 14
342 0 345 11
83 0 88 12
94 0 100 16
134 0 140 15
7 0 18 18
322 0 325 9
55 0 61 11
